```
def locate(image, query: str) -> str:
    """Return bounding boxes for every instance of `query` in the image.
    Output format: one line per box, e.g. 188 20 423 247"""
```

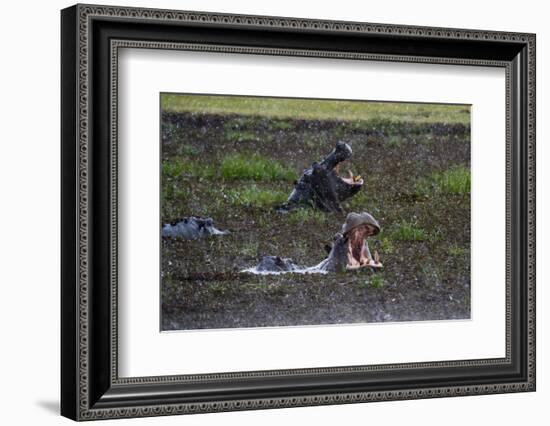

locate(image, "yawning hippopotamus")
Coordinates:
282 141 364 213
161 216 229 240
243 211 382 274
315 211 382 273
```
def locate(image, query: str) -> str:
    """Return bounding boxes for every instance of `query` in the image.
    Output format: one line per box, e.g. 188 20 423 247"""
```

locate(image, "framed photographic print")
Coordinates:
61 3 536 421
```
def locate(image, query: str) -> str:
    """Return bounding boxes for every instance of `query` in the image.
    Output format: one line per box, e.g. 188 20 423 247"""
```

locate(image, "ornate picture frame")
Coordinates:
61 4 535 421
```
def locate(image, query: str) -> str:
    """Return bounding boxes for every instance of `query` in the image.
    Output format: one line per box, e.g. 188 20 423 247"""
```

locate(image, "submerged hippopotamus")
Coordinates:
161 216 229 240
244 211 382 274
282 141 364 213
254 256 301 273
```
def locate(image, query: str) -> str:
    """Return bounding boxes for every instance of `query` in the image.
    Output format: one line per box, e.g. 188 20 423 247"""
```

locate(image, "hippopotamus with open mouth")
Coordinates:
244 211 382 274
282 141 364 213
315 211 382 273
161 216 229 240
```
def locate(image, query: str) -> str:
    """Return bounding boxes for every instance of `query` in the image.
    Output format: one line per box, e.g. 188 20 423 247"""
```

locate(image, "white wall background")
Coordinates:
0 0 546 424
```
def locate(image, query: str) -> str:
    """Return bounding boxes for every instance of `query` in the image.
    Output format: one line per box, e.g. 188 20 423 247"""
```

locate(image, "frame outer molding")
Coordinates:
61 3 536 421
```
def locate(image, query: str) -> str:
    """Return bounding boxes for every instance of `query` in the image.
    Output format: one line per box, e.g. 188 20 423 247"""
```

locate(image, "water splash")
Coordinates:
241 262 329 276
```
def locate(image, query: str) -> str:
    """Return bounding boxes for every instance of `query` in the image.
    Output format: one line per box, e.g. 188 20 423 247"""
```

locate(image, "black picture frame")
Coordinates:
61 4 536 421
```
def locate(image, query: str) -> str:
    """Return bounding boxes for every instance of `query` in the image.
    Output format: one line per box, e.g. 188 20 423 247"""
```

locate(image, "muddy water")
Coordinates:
161 112 471 331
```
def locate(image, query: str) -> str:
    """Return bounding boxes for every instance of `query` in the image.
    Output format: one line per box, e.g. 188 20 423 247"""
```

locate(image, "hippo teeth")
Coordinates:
339 169 362 185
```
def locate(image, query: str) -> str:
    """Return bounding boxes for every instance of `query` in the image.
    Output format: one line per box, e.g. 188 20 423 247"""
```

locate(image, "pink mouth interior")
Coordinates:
335 167 364 185
346 232 368 267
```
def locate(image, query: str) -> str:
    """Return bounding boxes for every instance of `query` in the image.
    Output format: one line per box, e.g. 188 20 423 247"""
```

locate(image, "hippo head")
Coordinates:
342 211 381 269
161 216 229 239
285 141 364 213
321 141 365 203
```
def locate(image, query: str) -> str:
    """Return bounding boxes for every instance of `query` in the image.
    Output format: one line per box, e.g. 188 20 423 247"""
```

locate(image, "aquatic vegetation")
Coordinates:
177 144 201 156
385 134 407 147
434 166 471 195
390 221 429 242
378 235 395 254
287 209 328 225
369 274 386 289
162 154 296 182
448 245 468 256
239 241 260 258
223 116 264 131
220 154 297 182
416 166 471 196
226 185 288 208
162 158 216 179
162 159 191 178
270 120 294 131
343 189 370 211
224 129 259 142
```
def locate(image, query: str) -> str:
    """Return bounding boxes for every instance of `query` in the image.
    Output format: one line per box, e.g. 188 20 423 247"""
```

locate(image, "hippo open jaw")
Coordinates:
345 226 382 270
333 164 364 192
285 141 365 213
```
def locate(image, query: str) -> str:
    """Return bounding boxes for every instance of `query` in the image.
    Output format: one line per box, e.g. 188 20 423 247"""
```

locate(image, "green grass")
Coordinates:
177 144 201 156
162 154 296 182
209 283 229 297
224 129 259 142
227 185 288 208
369 274 386 289
223 116 263 129
220 154 297 182
390 222 429 242
287 208 328 225
162 159 189 178
271 120 294 131
449 245 467 256
378 235 395 254
342 189 370 211
239 241 260 257
417 166 471 196
434 166 471 195
385 135 407 147
162 158 215 179
161 94 470 125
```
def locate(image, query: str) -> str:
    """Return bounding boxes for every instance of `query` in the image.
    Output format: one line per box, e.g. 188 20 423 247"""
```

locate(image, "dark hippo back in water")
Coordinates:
246 235 347 275
161 216 229 240
255 256 300 272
